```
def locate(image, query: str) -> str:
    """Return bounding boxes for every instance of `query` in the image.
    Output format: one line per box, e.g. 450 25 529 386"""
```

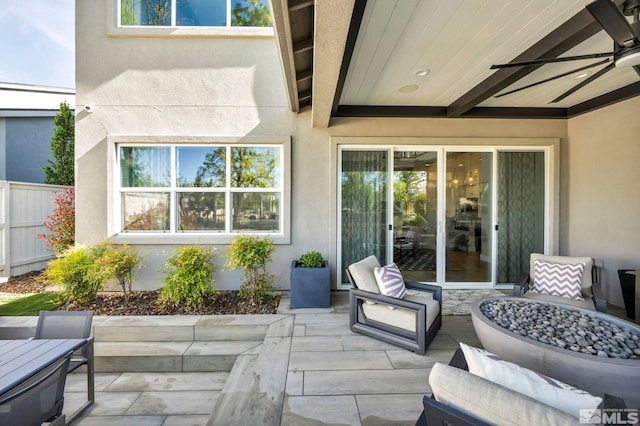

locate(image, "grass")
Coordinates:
0 293 64 316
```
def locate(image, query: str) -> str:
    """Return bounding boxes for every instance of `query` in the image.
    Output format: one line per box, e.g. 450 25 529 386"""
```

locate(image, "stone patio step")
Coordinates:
94 340 263 373
92 314 287 342
0 314 292 374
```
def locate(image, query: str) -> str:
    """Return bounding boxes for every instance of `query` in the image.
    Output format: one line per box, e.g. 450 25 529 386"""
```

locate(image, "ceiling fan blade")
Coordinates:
550 62 615 103
586 0 639 47
495 59 611 98
491 52 613 69
634 65 640 77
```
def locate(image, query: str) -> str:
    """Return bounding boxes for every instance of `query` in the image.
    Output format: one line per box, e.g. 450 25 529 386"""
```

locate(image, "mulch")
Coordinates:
0 271 280 315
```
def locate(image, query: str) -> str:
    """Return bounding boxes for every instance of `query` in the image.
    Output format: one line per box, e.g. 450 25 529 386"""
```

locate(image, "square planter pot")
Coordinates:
290 260 330 308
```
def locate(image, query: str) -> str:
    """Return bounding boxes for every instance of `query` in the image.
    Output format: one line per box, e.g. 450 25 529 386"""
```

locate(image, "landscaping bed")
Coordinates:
0 271 280 315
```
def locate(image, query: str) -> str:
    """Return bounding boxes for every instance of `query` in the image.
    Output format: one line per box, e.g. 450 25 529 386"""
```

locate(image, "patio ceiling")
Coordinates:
270 0 640 127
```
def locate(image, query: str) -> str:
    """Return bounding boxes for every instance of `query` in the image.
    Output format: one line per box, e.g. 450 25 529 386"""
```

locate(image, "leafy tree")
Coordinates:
44 102 74 186
231 0 272 27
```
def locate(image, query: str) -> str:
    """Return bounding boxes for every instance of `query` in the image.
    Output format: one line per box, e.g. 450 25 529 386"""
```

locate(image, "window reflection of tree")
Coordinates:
231 0 272 27
121 147 170 187
121 0 170 26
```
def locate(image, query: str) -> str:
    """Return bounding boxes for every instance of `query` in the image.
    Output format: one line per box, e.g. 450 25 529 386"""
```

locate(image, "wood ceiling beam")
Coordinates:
446 4 623 117
298 90 312 102
568 81 640 117
331 0 367 116
270 0 299 112
293 38 314 54
296 69 313 83
289 0 313 12
335 105 567 119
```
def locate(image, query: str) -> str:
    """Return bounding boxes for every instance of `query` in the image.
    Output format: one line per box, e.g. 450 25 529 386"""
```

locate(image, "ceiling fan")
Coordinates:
492 0 640 103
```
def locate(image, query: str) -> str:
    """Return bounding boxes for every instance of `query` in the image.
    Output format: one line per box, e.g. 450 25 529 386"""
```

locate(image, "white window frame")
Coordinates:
108 135 291 245
110 0 274 38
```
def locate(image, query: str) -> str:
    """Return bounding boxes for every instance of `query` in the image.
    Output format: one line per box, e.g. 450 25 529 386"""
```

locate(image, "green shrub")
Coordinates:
158 246 215 309
96 242 141 302
298 251 323 268
39 245 110 302
223 235 277 305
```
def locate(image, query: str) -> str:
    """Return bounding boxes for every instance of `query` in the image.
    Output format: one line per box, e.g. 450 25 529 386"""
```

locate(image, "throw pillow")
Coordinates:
532 259 584 300
460 343 602 417
373 263 407 299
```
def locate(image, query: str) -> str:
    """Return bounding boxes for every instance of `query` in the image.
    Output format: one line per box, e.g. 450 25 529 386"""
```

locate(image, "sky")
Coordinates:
0 0 75 88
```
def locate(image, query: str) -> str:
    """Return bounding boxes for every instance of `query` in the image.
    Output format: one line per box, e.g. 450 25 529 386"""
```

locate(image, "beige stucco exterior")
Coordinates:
76 1 639 307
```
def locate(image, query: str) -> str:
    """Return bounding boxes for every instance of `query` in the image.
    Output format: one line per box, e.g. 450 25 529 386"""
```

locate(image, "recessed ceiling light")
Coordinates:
415 69 430 77
574 71 592 79
398 84 419 93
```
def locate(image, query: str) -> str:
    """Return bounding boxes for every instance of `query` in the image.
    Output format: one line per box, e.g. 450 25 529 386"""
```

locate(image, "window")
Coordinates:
119 0 272 27
118 144 283 234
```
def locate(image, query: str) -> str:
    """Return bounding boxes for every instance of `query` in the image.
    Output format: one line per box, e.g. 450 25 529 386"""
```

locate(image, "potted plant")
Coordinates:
290 250 330 308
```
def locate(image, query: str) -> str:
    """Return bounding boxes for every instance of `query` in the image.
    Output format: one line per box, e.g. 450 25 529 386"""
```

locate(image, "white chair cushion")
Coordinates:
362 296 439 332
530 254 593 297
348 255 381 294
460 343 602 417
429 362 579 426
532 258 584 300
374 263 407 298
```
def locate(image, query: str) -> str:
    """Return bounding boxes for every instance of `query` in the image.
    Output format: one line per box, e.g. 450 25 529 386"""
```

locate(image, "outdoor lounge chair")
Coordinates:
0 350 72 426
35 310 95 422
347 255 442 354
415 348 627 426
513 254 606 312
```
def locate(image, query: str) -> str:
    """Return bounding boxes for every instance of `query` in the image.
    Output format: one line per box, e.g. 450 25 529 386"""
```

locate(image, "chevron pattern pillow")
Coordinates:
533 259 584 300
374 263 407 299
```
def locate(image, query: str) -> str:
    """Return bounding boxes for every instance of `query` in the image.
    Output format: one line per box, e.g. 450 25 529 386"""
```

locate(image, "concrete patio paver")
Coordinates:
302 368 432 396
282 395 361 425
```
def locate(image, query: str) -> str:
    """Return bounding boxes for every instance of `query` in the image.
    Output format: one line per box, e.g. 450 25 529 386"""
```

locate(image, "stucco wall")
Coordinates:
565 97 640 307
75 0 295 290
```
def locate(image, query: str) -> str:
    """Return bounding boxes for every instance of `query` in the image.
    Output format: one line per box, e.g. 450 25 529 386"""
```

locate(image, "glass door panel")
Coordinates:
496 151 545 283
340 150 388 283
445 152 492 283
392 151 437 282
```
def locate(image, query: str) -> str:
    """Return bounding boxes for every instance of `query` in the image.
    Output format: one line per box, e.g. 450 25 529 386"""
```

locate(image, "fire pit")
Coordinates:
471 297 640 407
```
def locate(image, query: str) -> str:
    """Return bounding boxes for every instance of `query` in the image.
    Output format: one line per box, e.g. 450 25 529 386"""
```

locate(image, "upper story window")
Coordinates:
119 0 272 27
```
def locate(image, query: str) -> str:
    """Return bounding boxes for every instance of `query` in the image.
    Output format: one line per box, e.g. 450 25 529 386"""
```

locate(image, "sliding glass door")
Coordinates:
392 151 438 283
339 146 548 288
445 151 493 284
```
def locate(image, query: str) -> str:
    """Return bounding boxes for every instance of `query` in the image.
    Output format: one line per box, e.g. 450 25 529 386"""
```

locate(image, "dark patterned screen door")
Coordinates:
496 152 545 283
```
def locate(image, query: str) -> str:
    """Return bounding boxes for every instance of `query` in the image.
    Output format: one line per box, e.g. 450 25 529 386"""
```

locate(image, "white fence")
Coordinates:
0 181 71 278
